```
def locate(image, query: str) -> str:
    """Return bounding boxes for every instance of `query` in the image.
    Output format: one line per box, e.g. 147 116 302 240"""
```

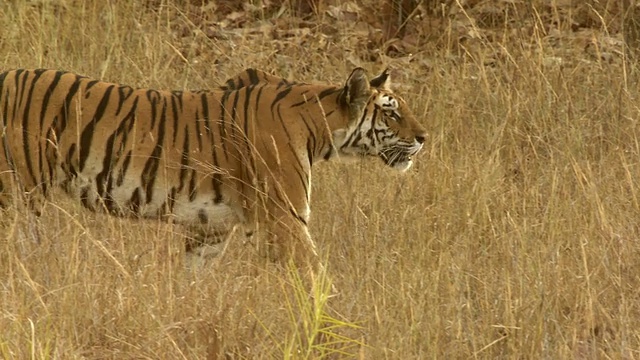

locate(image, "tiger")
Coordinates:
0 67 427 266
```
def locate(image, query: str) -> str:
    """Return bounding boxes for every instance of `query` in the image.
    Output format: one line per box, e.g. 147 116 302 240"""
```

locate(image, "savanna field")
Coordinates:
3 0 640 358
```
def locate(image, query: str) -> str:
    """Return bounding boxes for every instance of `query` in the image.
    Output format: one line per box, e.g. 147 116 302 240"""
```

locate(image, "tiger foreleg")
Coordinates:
262 213 321 275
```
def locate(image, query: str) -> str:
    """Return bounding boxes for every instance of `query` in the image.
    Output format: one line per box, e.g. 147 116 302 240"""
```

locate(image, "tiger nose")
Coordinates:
415 134 427 144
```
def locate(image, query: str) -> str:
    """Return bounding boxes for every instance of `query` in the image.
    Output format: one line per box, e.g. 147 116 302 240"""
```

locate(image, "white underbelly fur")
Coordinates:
173 195 241 228
62 173 242 231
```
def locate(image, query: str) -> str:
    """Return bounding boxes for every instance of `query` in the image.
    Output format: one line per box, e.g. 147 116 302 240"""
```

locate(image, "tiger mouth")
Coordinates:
379 149 416 169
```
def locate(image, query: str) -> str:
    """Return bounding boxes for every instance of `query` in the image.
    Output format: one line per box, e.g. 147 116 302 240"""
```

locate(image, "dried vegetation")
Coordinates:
2 0 640 358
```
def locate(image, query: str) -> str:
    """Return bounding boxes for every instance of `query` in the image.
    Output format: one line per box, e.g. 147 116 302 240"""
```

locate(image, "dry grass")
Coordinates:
2 0 640 358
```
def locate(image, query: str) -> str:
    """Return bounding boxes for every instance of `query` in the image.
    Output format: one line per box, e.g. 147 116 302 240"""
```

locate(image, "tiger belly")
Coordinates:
171 195 241 230
62 171 242 232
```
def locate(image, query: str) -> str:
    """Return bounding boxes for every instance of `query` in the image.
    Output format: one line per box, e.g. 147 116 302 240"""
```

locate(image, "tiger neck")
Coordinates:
295 87 348 166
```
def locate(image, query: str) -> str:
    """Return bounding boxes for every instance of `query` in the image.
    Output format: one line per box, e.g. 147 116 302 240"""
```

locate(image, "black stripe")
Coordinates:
242 85 261 194
275 104 292 144
307 139 314 165
270 86 293 113
177 126 190 193
289 98 310 108
276 80 291 90
1 88 9 128
141 97 167 204
194 108 203 151
84 80 100 93
146 90 160 129
200 93 223 203
66 143 78 178
172 91 184 110
38 71 63 129
14 69 28 123
79 85 115 171
317 87 340 101
97 98 139 210
171 93 180 145
0 71 6 92
224 78 238 90
218 90 231 160
299 114 316 163
290 208 308 226
129 188 142 214
294 166 309 205
242 84 255 133
242 84 256 170
323 142 333 160
342 107 371 149
44 127 57 189
247 68 260 85
299 113 315 138
116 150 132 187
254 85 264 120
165 187 177 215
337 87 348 107
0 71 13 180
171 92 181 145
288 87 339 109
0 71 10 127
21 69 47 187
115 86 134 116
212 171 223 204
229 89 240 141
201 93 212 139
58 75 84 135
188 169 197 201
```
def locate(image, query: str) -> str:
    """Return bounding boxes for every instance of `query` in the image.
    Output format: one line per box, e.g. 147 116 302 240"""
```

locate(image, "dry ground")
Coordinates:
2 1 640 358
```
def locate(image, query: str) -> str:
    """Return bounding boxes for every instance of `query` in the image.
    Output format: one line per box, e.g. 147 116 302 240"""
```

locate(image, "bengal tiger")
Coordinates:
0 67 427 266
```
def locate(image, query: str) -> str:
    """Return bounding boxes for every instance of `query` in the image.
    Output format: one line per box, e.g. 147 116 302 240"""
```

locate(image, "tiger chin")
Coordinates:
0 67 427 269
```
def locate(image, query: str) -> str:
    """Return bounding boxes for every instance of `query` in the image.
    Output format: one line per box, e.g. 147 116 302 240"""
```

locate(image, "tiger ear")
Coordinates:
369 68 391 91
342 68 371 111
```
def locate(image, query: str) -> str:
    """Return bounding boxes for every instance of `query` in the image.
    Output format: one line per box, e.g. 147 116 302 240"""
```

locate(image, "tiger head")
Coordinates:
332 68 428 172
